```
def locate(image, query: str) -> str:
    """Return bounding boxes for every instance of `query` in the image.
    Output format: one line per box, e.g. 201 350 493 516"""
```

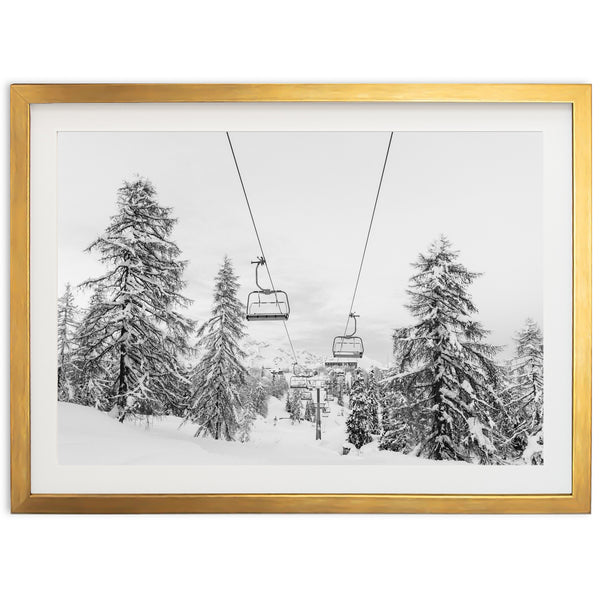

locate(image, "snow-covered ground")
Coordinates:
58 397 428 465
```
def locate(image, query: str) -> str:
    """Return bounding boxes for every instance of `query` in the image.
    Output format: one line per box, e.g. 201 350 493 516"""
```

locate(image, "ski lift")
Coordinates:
246 257 290 321
289 375 311 389
270 369 284 382
332 313 364 358
289 362 313 389
324 358 358 369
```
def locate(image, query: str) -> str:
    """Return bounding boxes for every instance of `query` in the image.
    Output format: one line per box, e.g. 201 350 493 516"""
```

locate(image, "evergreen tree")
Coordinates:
238 401 255 443
378 388 420 452
167 361 195 417
185 257 248 440
346 372 373 449
304 396 316 422
285 393 293 414
336 375 346 407
266 375 288 399
57 283 78 402
287 389 303 424
236 373 269 442
388 236 504 463
247 376 269 418
502 319 544 461
72 284 113 408
79 178 194 420
365 370 381 434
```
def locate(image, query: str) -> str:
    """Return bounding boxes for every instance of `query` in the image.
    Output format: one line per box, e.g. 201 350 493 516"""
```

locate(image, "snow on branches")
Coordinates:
77 178 194 421
57 283 79 403
57 181 544 464
185 256 249 440
501 319 544 463
346 371 373 450
382 236 506 463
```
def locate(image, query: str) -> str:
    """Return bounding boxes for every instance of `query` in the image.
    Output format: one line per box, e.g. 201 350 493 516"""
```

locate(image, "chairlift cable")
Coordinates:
343 131 394 336
281 321 298 365
226 132 298 364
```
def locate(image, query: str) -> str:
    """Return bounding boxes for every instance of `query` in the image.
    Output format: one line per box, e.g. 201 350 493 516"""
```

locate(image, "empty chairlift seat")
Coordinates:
331 312 364 359
289 363 313 389
289 375 311 389
246 290 290 321
332 336 364 358
324 357 358 369
245 256 290 321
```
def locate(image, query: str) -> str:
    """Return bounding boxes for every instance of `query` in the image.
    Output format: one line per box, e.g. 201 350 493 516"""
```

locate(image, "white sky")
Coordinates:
58 131 542 363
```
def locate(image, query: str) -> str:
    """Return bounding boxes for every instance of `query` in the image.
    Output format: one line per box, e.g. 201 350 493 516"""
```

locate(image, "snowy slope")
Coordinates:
58 401 428 466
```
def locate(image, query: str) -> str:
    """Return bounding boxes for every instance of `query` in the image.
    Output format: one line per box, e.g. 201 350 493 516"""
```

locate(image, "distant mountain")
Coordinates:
358 355 388 371
241 338 323 372
241 337 386 372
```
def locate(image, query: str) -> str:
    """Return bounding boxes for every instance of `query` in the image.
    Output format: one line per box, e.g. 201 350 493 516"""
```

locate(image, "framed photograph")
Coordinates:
10 84 591 513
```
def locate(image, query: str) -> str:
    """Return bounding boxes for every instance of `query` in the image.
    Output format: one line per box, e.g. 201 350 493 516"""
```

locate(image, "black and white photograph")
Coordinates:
4 0 598 595
56 130 544 466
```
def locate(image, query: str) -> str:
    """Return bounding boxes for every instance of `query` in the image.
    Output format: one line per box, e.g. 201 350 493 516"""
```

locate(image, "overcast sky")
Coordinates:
58 131 542 364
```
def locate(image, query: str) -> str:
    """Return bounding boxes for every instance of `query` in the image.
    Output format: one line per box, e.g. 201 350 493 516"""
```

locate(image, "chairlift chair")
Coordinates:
289 376 311 389
270 369 284 382
246 257 290 321
332 312 364 358
289 362 312 389
324 358 358 369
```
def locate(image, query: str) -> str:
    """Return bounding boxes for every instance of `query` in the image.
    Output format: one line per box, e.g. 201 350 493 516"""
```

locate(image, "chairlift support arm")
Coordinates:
251 256 272 292
346 312 359 338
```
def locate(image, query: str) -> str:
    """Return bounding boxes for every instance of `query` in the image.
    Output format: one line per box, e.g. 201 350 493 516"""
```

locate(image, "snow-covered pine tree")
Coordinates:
247 376 269 418
346 371 373 450
379 366 428 452
238 401 255 443
72 284 113 408
287 389 303 424
237 372 270 442
329 374 343 407
285 393 293 414
304 396 316 422
388 236 504 463
365 370 381 434
378 387 420 452
267 375 288 399
57 283 78 403
503 319 544 462
167 361 195 417
185 256 248 440
80 178 194 421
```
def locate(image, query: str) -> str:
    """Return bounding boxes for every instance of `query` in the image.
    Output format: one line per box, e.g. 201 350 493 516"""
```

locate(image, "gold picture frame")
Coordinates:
10 84 591 513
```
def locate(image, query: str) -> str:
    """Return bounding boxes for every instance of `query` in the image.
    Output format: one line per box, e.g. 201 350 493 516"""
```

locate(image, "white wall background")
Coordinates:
1 1 596 598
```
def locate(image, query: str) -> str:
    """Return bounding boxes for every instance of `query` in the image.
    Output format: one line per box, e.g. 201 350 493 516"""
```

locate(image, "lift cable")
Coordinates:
226 132 298 364
343 131 394 336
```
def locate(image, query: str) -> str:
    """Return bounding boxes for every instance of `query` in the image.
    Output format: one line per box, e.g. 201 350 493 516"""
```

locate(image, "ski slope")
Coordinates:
58 398 428 466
